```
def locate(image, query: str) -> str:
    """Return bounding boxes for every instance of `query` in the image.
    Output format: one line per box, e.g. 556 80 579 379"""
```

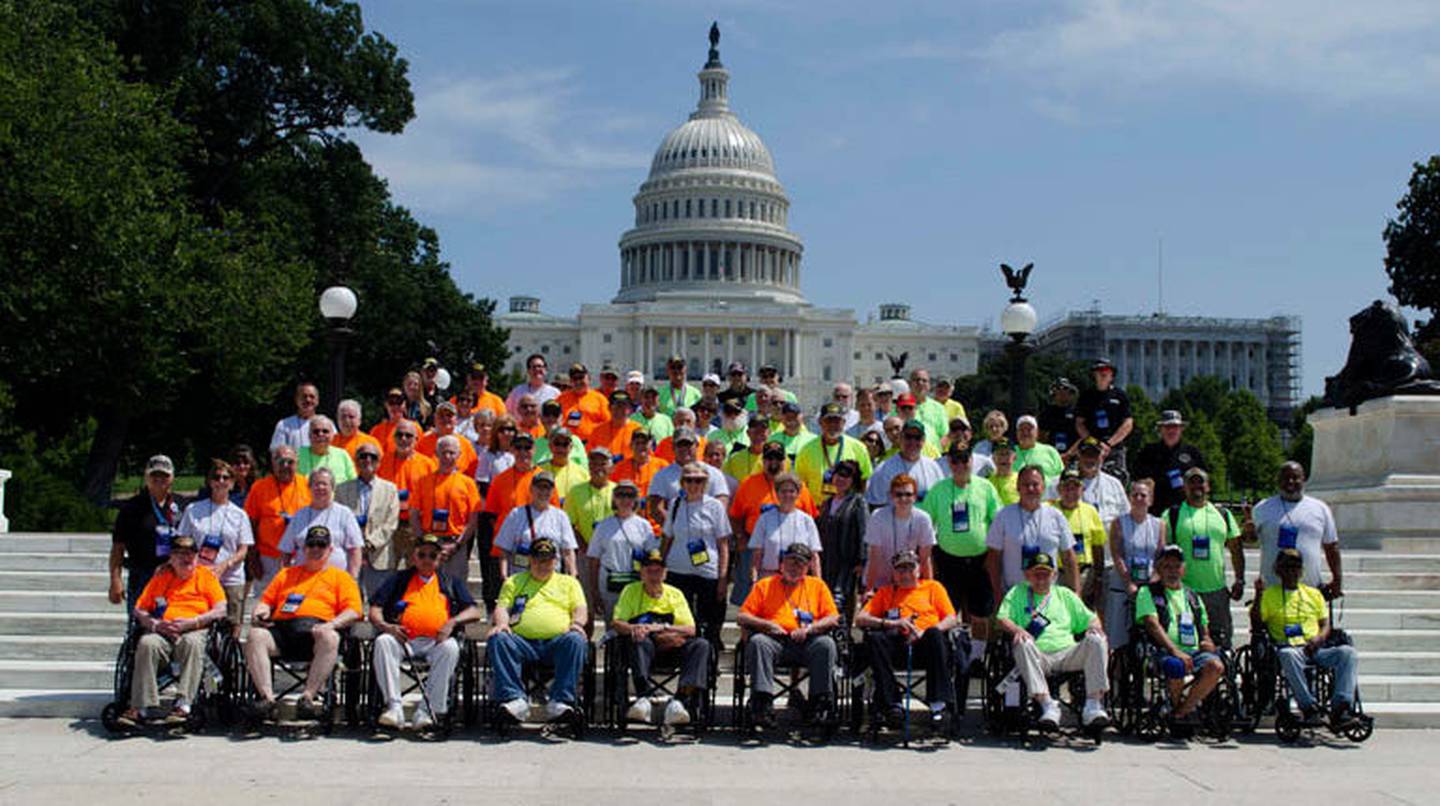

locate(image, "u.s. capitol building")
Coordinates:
498 27 980 403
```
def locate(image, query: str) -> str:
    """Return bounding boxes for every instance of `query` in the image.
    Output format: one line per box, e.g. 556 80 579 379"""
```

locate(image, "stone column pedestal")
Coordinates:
1307 395 1440 547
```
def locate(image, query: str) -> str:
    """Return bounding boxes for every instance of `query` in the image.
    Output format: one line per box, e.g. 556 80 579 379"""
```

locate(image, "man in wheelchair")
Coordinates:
1135 545 1225 722
853 550 959 734
118 534 228 727
245 525 363 721
611 549 712 727
1251 548 1362 731
368 533 484 730
488 536 589 726
736 542 841 729
996 551 1110 731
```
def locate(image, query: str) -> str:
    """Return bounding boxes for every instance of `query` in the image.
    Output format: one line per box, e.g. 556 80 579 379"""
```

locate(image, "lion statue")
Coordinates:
1324 300 1440 410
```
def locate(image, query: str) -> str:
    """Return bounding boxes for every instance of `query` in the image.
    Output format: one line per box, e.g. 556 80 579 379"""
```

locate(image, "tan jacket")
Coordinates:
335 476 402 570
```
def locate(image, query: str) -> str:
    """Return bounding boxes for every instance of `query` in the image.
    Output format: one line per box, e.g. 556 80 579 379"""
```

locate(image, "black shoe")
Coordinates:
1330 703 1360 731
295 697 322 721
930 706 953 736
883 707 905 730
750 693 776 730
1300 706 1324 728
245 699 277 723
807 695 835 726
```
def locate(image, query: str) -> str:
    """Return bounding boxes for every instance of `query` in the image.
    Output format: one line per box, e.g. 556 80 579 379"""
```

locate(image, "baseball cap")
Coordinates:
532 470 556 486
1016 414 1038 429
948 417 971 432
1159 410 1185 426
630 428 652 444
422 357 440 369
900 419 926 436
600 364 619 378
304 526 332 547
748 414 771 429
1091 357 1116 372
895 393 917 407
1024 551 1055 570
385 387 405 403
990 436 1013 453
639 548 666 567
613 479 640 494
780 401 802 415
1049 377 1078 393
436 401 458 415
468 362 488 377
624 370 645 385
1275 548 1303 566
782 543 814 562
723 399 745 415
890 379 911 397
1077 437 1104 455
819 402 845 420
1158 545 1184 562
891 549 920 568
1058 465 1083 485
170 534 197 552
762 440 787 459
417 533 444 548
541 399 562 415
530 537 559 558
568 362 588 376
673 427 699 445
511 432 535 447
609 391 633 407
145 455 175 476
667 354 686 367
548 427 572 441
727 361 747 375
702 373 721 386
1184 467 1209 482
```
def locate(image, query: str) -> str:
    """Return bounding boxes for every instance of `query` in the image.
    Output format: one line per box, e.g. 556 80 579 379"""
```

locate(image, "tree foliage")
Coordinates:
950 351 1091 422
1384 156 1440 349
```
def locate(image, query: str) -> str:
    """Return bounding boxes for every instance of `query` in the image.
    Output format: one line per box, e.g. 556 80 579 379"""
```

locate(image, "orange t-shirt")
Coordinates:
377 452 437 515
415 430 479 477
261 565 363 622
137 565 226 621
864 580 956 631
557 388 610 441
333 430 383 461
370 417 420 454
587 419 642 462
729 473 818 534
397 574 452 639
610 455 670 497
483 465 560 557
412 470 483 537
244 475 312 558
741 575 838 632
655 435 707 464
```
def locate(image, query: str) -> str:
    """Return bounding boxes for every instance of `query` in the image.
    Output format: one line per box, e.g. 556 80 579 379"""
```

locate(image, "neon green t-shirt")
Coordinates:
1258 584 1327 646
612 581 695 626
540 460 590 504
1048 500 1107 568
771 428 815 458
793 435 873 503
1015 443 1064 484
629 411 675 442
1171 502 1241 593
297 447 356 485
563 481 615 545
706 425 749 453
1134 585 1208 651
915 399 950 449
1000 583 1095 654
942 398 968 426
497 572 585 640
657 384 701 416
533 434 586 467
723 449 766 481
991 472 1019 506
919 476 1002 558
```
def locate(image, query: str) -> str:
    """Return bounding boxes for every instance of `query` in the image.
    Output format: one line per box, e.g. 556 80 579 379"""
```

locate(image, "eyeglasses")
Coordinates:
394 433 416 441
415 550 440 560
683 477 708 484
893 491 916 498
275 459 296 466
357 454 380 462
499 426 517 433
211 473 232 481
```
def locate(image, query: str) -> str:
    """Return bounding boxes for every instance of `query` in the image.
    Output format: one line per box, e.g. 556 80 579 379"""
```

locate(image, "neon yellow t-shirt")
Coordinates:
563 481 615 545
1134 585 1208 650
497 571 585 640
793 435 873 502
1048 500 1107 568
612 582 695 626
991 472 1019 505
1258 583 1326 646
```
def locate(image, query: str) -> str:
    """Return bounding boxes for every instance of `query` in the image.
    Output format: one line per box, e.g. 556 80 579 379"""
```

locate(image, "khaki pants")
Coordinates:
1013 631 1109 699
223 584 245 628
131 631 207 710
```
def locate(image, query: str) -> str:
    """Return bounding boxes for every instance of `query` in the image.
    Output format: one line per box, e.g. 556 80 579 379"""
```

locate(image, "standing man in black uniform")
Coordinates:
1038 377 1080 461
1075 359 1134 484
1131 409 1207 516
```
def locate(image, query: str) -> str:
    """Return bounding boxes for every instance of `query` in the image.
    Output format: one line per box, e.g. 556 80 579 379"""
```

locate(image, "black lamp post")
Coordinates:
318 285 358 412
999 263 1038 426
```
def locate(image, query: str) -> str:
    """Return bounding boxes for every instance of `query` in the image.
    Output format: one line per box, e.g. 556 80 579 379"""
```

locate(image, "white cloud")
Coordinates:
359 68 652 216
897 0 1440 108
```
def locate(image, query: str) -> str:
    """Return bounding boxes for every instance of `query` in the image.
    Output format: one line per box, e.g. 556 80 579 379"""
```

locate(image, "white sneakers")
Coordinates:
543 700 574 721
627 699 652 723
662 698 691 726
501 698 530 722
379 703 405 729
1082 699 1109 727
1038 698 1062 729
411 705 435 730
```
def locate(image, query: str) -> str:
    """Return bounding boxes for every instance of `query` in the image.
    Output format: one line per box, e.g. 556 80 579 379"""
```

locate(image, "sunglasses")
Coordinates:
386 398 405 405
615 491 638 498
395 433 416 440
893 491 916 498
211 473 232 481
357 454 380 462
415 550 440 560
683 477 708 484
275 459 296 466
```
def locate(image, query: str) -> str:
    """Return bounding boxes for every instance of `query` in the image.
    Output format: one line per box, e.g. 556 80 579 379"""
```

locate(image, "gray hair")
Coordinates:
308 467 335 487
437 434 462 453
336 399 361 418
271 444 297 460
473 408 497 425
309 414 336 433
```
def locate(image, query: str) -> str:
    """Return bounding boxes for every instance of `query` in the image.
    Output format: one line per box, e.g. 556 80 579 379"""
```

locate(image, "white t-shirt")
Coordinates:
751 508 822 572
269 414 311 451
1254 495 1338 587
495 504 578 571
662 496 732 579
586 514 658 594
863 506 938 587
1046 471 1128 528
865 454 947 506
278 504 363 573
648 462 729 504
505 382 560 417
985 503 1071 590
177 498 253 587
475 449 515 484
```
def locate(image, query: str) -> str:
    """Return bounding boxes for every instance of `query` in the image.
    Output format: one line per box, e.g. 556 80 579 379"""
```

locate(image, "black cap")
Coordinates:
170 534 197 552
1158 545 1184 561
1077 437 1104 455
469 362 488 378
530 537 559 558
762 440 786 459
512 431 535 447
639 548 666 567
609 391 633 407
780 401 802 415
782 542 813 562
748 414 770 429
417 533 444 548
723 399 745 414
991 436 1013 453
1024 551 1055 570
1058 465 1083 484
304 526 332 547
541 399 562 415
1091 357 1116 372
819 402 845 420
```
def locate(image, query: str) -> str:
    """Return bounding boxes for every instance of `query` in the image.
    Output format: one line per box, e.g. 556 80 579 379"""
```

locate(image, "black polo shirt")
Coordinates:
1076 386 1131 442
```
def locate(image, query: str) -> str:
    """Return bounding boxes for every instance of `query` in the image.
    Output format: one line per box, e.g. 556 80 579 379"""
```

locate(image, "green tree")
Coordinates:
1184 411 1228 495
1159 375 1230 422
1383 156 1440 356
951 351 1091 424
1216 389 1285 496
1286 395 1325 476
1123 384 1160 456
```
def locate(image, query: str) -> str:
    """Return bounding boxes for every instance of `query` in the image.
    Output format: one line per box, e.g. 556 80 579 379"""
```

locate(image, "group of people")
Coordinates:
109 353 1358 735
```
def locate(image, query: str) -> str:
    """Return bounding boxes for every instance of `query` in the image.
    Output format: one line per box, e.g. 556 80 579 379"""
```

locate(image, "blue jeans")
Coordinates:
1278 644 1358 709
489 630 586 706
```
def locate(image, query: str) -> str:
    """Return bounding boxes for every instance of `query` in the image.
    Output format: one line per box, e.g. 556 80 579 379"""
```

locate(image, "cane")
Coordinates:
904 640 913 747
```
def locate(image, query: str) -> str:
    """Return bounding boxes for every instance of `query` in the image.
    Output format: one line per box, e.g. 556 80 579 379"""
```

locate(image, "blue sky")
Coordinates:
351 0 1440 398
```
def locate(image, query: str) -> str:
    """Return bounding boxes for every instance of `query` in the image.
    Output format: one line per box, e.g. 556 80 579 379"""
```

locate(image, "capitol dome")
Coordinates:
614 25 805 305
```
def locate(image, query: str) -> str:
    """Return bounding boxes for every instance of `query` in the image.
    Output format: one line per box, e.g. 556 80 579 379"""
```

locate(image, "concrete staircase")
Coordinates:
1 532 1438 727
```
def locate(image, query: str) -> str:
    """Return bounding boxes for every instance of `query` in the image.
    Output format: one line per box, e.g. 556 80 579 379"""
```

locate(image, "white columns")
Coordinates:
703 327 712 371
726 330 734 368
751 327 760 371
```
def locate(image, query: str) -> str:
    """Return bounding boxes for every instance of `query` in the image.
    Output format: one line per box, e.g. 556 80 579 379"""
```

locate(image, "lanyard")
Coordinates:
524 505 538 544
822 438 840 469
1026 586 1053 617
150 495 176 528
890 509 916 557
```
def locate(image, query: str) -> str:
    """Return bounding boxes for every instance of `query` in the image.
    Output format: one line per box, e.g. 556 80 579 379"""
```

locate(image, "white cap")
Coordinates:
889 378 911 397
624 370 645 385
701 373 721 386
1017 414 1039 428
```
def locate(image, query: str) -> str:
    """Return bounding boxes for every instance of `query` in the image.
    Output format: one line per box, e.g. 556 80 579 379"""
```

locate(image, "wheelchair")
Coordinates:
981 634 1105 743
101 618 242 735
1107 629 1242 742
851 624 973 746
359 631 480 739
1235 634 1373 743
600 631 718 739
731 625 852 741
477 633 597 739
237 625 364 735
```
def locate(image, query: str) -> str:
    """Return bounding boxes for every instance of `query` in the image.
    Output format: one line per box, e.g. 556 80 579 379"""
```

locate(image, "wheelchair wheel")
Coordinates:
1343 715 1374 743
1274 708 1302 743
1230 644 1267 734
100 702 127 734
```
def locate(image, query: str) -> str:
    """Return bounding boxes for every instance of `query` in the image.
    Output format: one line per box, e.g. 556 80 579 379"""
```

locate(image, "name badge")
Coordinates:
154 525 173 558
356 514 368 528
431 508 449 528
1167 467 1184 490
1278 524 1299 550
567 411 582 425
397 489 410 504
1094 409 1110 431
1026 611 1051 638
1283 622 1304 644
1072 532 1085 554
280 512 292 525
760 503 777 515
513 542 531 569
952 499 970 532
199 533 223 563
1178 611 1197 646
1192 535 1211 561
281 592 304 614
1022 544 1040 562
915 488 927 503
687 538 710 566
794 609 814 626
152 596 168 619
631 547 646 573
1055 435 1069 452
822 468 835 484
512 595 527 617
886 608 901 620
1129 557 1151 582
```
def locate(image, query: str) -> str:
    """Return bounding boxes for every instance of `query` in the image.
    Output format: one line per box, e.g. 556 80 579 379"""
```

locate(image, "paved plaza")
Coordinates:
0 718 1429 805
